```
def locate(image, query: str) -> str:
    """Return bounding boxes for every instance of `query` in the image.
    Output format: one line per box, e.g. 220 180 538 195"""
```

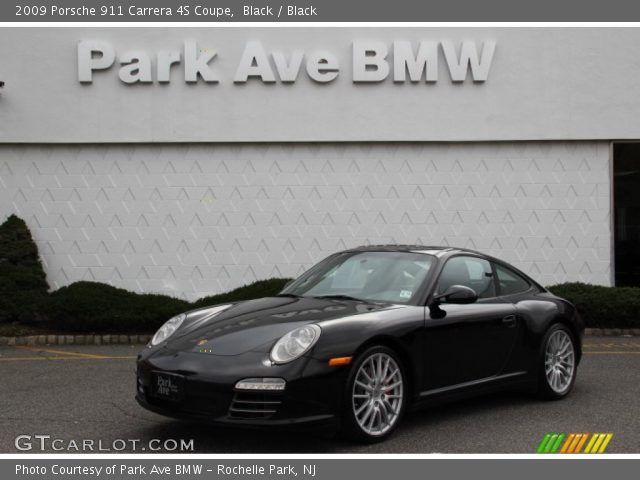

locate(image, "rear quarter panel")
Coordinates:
511 291 584 373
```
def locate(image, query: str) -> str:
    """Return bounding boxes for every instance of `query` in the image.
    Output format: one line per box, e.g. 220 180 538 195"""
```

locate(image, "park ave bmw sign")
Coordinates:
77 39 496 84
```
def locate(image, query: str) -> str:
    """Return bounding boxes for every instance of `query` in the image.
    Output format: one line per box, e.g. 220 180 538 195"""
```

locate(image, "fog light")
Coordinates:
235 378 286 391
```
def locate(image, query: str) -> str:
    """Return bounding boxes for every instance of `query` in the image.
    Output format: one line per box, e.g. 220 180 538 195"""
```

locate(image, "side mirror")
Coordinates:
432 285 478 305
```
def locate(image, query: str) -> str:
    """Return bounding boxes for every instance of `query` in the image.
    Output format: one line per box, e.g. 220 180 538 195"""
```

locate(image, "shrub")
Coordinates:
547 282 640 328
44 278 293 333
191 278 292 309
46 282 190 333
0 215 49 324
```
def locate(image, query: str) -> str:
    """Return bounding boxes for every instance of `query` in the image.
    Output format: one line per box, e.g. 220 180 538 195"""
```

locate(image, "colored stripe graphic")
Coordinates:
584 434 599 453
567 433 583 453
597 434 613 453
560 433 575 453
550 433 565 453
544 434 558 453
585 433 614 453
537 433 565 453
537 433 613 454
598 433 613 453
574 433 589 453
537 434 552 453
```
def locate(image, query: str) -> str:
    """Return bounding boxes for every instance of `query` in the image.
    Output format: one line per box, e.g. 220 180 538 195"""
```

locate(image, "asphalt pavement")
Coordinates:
1 338 638 453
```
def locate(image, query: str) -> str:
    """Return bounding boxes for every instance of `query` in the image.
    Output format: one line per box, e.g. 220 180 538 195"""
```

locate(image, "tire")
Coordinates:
537 324 577 400
341 345 407 443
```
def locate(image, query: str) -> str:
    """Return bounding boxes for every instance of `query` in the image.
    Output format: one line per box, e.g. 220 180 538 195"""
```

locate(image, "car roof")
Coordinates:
344 244 518 264
345 245 474 256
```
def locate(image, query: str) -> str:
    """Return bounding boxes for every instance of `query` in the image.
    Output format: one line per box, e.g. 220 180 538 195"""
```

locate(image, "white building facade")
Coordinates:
0 27 636 300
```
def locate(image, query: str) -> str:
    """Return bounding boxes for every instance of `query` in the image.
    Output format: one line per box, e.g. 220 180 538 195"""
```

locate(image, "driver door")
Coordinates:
421 255 519 392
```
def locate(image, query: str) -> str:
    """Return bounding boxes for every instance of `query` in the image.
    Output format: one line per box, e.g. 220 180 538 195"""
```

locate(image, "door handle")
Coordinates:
502 315 516 327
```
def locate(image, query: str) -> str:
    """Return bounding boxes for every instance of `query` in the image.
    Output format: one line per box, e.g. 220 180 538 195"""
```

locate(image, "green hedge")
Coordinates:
548 282 640 328
0 215 49 324
46 282 190 333
45 278 292 333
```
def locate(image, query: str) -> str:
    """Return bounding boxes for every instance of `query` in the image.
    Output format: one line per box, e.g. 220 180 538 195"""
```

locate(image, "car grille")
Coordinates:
228 392 283 419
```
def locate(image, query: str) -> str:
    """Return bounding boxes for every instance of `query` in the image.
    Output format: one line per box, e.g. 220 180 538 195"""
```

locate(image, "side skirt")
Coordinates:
411 371 531 410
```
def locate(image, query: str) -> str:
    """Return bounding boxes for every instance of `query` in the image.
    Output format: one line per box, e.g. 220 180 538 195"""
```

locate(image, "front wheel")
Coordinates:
342 346 407 443
537 324 577 399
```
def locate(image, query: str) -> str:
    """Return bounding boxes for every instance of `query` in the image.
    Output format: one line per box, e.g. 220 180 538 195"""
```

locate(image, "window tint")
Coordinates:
437 256 496 299
495 264 530 295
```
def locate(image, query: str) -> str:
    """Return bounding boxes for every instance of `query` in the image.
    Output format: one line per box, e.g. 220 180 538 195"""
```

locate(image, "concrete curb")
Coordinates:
0 334 152 346
584 328 640 337
0 329 638 347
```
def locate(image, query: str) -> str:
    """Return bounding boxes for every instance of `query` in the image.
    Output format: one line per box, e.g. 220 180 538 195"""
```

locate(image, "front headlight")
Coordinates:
270 324 321 364
151 313 186 346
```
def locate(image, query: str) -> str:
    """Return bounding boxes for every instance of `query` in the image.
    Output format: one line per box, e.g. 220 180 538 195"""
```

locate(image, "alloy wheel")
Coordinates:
351 352 404 436
544 329 575 394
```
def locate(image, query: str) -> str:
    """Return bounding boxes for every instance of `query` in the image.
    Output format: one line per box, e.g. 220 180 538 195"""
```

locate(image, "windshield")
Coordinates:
282 251 435 304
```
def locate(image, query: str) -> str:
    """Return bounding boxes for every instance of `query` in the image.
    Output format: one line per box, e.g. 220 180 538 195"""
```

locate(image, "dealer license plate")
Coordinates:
151 372 184 402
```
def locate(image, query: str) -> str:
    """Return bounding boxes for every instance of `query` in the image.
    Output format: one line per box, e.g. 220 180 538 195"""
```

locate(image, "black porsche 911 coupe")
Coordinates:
136 246 583 442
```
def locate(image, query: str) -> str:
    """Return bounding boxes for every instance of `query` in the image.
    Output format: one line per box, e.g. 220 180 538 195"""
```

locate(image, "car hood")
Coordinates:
164 296 395 356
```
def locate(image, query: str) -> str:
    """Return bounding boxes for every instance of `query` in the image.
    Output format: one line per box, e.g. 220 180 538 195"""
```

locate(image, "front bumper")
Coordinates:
135 395 339 431
135 346 347 431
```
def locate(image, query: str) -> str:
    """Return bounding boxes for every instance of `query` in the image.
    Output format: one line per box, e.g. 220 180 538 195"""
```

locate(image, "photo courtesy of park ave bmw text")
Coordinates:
0 24 639 458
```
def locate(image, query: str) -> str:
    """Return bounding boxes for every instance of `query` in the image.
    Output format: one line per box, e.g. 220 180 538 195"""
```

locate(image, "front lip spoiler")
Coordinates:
135 395 339 432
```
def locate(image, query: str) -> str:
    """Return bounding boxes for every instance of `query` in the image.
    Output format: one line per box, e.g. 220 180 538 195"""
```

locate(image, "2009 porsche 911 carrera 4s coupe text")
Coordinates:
136 246 584 442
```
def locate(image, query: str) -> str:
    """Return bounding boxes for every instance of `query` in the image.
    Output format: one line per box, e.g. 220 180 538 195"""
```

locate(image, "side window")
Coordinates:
437 256 496 299
495 264 531 296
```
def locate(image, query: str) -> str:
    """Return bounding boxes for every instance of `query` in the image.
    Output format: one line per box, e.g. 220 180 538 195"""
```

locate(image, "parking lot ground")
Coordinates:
1 337 639 453
0 345 137 361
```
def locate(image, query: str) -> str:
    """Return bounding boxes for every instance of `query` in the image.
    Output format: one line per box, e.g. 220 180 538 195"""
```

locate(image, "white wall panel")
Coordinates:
0 142 611 300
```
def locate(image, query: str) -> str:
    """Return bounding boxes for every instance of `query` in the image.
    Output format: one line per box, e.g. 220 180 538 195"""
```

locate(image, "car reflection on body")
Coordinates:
136 245 583 442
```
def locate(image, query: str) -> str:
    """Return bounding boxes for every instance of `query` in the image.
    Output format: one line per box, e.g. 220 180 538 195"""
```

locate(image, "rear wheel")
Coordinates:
342 346 406 443
537 324 577 399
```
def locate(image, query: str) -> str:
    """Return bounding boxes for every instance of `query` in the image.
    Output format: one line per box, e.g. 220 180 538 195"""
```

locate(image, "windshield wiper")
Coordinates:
275 293 302 298
313 294 363 301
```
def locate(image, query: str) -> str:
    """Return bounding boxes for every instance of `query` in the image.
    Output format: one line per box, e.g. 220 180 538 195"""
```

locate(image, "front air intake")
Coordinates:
228 392 283 419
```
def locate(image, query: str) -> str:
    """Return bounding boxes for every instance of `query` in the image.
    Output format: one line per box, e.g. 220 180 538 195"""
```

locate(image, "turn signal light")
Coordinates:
328 356 352 367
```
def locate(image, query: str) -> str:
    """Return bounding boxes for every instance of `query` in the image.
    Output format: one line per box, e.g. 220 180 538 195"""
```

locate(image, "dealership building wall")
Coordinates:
0 142 610 299
0 28 635 300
